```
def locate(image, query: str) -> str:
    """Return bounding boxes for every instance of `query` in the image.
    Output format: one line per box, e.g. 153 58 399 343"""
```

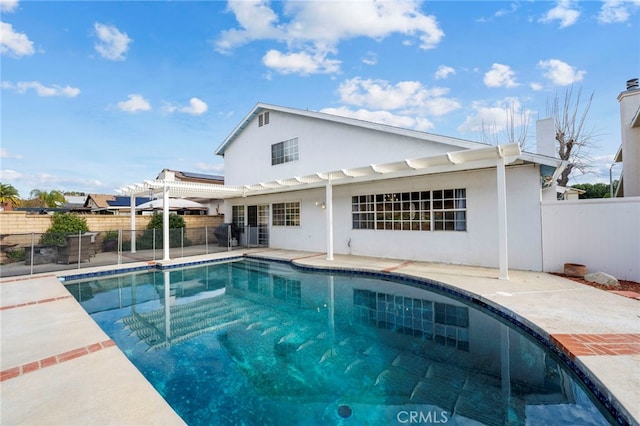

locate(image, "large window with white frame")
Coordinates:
272 201 300 226
352 188 466 231
271 138 299 166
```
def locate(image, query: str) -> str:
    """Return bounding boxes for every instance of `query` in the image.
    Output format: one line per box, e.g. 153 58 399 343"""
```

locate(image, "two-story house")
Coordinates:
212 103 564 278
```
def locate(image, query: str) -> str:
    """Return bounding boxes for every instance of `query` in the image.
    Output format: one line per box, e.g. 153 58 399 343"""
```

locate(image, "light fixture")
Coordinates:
315 201 326 209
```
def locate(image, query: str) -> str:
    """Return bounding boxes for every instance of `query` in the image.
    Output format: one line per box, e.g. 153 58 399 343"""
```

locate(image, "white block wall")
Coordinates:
541 197 640 281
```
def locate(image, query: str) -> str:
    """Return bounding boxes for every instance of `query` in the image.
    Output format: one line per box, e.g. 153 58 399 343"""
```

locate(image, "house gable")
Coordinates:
216 103 488 186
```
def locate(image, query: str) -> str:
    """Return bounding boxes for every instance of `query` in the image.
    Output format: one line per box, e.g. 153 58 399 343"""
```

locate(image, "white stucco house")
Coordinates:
120 103 566 278
209 103 564 279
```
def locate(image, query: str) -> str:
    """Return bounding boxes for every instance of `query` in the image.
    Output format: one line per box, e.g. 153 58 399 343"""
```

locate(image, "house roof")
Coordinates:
156 169 224 184
214 102 486 156
120 143 565 200
84 194 151 209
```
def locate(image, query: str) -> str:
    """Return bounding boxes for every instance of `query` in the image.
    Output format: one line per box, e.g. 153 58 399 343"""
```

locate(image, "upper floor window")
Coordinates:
258 111 270 127
271 138 299 166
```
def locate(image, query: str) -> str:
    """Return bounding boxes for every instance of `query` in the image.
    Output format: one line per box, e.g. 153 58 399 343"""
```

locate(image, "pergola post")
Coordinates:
163 182 170 261
326 179 334 261
129 194 136 253
496 154 509 280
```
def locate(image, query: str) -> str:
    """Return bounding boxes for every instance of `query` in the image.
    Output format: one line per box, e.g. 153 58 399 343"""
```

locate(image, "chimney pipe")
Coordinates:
627 78 639 90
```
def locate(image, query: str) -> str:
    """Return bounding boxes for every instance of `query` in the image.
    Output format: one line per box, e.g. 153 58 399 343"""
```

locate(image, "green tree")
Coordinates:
40 212 89 245
0 183 21 209
30 189 66 208
572 181 619 199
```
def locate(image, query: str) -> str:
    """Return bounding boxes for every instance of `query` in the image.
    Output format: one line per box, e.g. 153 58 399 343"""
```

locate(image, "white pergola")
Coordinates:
118 143 565 280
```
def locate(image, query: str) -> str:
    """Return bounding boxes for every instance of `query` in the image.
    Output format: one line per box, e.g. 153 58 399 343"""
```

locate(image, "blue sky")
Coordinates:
1 0 638 198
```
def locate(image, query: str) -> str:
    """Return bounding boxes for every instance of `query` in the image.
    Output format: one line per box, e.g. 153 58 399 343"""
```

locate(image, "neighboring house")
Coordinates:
613 78 640 197
212 103 564 277
85 194 152 215
155 169 225 215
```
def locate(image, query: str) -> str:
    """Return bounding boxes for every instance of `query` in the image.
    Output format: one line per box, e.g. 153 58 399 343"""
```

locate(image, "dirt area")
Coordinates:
552 273 640 293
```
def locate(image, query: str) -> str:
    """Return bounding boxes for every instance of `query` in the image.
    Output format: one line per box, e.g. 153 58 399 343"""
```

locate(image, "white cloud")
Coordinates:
0 21 34 57
181 98 208 115
320 106 434 131
598 0 640 23
165 97 208 116
262 49 340 75
0 148 23 159
483 63 518 88
337 77 460 117
94 23 131 61
538 59 585 86
530 82 544 91
0 0 19 13
216 0 444 75
457 97 532 136
434 65 455 80
2 80 80 97
362 51 377 66
495 2 519 17
539 0 580 28
117 94 151 112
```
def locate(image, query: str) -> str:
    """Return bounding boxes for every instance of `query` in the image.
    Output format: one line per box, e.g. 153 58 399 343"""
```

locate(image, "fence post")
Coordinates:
205 226 208 254
30 232 35 275
227 224 231 252
153 228 156 261
181 227 184 258
77 231 82 270
118 229 122 265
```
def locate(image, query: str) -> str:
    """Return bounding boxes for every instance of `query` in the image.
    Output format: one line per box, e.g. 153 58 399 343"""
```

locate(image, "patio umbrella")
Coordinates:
136 198 207 211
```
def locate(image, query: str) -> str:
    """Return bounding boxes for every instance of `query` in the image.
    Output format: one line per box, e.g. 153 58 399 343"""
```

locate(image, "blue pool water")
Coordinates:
66 259 614 425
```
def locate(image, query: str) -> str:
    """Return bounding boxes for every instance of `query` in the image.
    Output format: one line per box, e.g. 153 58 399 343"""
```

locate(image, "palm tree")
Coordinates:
0 183 21 209
29 189 66 208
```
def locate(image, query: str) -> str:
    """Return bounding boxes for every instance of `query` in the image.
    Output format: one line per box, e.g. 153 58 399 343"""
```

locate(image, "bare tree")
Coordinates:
547 86 599 187
481 101 530 150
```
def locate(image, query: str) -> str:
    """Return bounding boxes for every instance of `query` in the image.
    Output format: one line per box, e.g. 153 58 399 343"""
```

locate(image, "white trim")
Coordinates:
215 102 488 156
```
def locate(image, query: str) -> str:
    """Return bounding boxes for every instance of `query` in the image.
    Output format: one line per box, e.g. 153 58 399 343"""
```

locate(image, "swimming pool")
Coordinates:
66 258 614 425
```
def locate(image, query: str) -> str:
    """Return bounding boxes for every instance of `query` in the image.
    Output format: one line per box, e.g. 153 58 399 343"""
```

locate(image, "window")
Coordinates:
258 111 270 127
351 188 465 231
433 189 466 231
271 138 299 165
232 205 245 230
272 201 300 226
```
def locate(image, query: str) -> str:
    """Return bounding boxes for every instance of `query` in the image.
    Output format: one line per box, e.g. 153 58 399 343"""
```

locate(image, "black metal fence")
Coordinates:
0 225 266 278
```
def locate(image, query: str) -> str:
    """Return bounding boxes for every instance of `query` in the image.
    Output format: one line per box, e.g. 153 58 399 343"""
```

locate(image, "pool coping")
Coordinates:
2 249 638 425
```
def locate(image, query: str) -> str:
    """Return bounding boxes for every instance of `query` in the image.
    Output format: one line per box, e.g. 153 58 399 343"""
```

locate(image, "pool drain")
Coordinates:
337 405 352 418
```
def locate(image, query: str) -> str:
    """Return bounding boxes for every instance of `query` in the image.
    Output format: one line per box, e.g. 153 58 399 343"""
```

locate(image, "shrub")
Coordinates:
6 247 25 262
40 213 89 246
133 213 191 249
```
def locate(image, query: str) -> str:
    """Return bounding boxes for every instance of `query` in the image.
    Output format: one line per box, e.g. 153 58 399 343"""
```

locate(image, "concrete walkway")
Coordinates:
1 249 638 425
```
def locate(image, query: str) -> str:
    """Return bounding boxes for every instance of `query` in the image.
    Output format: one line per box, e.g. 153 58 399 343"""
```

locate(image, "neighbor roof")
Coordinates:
214 102 486 156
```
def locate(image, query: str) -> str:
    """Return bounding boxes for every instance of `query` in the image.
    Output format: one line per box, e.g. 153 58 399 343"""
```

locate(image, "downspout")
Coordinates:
163 181 170 261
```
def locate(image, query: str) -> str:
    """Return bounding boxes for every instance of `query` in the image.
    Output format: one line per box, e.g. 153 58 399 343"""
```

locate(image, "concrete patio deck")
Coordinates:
1 249 638 425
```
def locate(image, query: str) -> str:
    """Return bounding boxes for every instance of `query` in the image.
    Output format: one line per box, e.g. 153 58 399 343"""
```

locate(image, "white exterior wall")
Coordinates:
222 110 467 186
225 164 545 271
541 197 640 281
618 88 640 197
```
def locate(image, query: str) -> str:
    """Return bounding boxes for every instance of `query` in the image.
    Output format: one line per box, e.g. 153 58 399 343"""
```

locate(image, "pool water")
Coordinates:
66 259 613 425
